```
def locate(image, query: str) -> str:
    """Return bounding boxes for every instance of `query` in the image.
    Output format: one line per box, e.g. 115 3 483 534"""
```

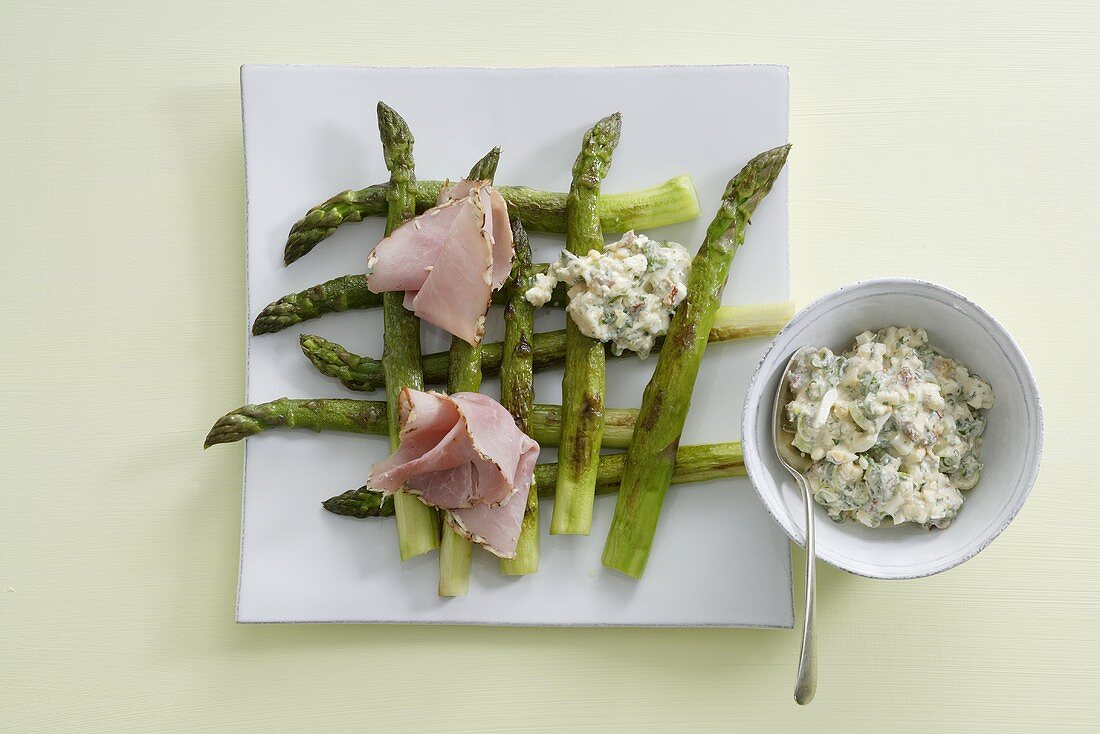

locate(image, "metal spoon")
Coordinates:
773 347 817 705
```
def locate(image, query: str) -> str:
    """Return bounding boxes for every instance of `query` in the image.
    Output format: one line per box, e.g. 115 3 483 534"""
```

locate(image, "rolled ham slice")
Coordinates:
365 180 513 346
368 389 539 558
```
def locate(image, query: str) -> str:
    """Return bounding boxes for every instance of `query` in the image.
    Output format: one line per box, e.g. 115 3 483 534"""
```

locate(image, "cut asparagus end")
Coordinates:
550 464 599 536
394 493 440 560
601 539 650 579
598 174 701 233
438 522 473 596
710 301 796 341
499 484 540 576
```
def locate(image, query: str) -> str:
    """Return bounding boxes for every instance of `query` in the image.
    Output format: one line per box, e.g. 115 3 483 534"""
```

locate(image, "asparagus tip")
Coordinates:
598 111 623 138
252 308 290 335
763 143 792 167
743 144 790 209
299 331 328 353
376 101 413 143
716 144 792 229
745 144 791 186
322 487 392 518
283 226 332 267
203 410 260 448
573 112 623 182
299 332 321 359
468 146 502 182
202 427 222 449
282 244 299 267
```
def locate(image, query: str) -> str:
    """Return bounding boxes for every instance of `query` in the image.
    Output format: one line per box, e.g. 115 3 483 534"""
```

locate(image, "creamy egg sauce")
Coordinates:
785 327 994 529
525 231 691 358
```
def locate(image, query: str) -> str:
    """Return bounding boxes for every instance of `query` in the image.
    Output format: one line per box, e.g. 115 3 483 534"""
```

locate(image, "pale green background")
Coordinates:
3 1 1097 731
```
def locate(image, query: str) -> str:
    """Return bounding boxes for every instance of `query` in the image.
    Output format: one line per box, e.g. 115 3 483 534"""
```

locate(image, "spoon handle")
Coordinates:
794 474 817 705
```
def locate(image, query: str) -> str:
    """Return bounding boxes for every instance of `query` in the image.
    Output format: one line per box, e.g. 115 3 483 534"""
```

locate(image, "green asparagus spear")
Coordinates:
252 275 377 335
323 442 746 519
299 301 794 392
438 147 501 597
377 102 440 560
203 398 387 447
554 112 620 535
253 269 564 336
604 145 791 579
499 220 539 576
323 489 395 519
284 175 700 265
204 399 638 449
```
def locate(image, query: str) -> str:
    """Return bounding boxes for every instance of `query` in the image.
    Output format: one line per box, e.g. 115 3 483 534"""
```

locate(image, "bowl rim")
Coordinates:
740 276 1044 579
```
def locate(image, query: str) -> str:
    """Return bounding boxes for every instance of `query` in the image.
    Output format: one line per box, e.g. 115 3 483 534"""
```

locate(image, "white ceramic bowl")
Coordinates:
741 278 1043 579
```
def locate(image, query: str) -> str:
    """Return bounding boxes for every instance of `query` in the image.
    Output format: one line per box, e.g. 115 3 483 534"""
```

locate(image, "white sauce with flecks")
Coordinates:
525 231 691 358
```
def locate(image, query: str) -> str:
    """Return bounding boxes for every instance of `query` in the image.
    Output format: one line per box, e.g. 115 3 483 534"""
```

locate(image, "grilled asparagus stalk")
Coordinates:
298 301 793 392
377 102 440 561
603 145 790 579
323 443 746 519
553 113 621 535
284 175 700 265
438 146 501 597
498 219 540 576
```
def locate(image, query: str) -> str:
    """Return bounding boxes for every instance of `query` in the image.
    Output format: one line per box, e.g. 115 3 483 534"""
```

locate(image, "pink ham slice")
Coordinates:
437 179 478 204
366 202 464 292
487 187 513 289
437 180 513 289
368 389 539 558
365 180 513 346
449 482 531 559
405 189 494 345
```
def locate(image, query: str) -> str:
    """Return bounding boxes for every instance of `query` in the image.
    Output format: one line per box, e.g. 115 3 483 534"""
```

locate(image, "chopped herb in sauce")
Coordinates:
525 231 691 358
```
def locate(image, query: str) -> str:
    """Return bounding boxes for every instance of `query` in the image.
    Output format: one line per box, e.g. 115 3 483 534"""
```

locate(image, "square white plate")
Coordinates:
239 64 793 626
